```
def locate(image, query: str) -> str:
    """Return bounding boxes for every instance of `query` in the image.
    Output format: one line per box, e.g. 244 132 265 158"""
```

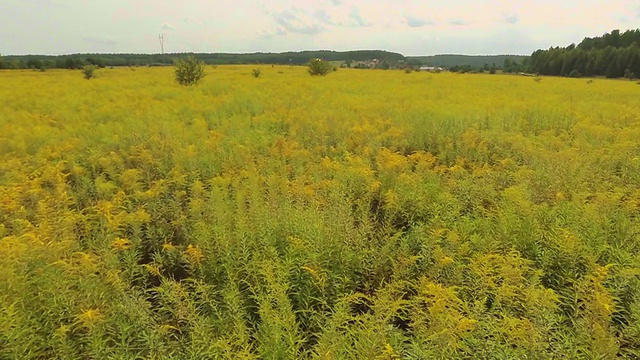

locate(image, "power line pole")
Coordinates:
159 34 165 54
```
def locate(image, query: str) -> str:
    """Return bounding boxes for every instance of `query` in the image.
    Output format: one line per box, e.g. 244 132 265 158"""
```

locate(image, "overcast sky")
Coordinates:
1 0 639 56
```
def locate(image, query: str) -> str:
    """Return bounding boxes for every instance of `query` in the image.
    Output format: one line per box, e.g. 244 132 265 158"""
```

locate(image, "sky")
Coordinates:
1 0 639 56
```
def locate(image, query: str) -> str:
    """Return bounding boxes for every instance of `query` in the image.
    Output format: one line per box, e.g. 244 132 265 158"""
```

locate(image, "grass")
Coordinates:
1 66 640 358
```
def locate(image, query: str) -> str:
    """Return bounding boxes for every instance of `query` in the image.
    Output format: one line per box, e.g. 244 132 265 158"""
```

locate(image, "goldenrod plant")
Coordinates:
1 66 640 358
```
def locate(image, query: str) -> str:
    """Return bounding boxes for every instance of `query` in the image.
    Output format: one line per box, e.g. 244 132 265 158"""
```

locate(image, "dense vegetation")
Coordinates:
406 54 528 68
530 29 640 78
1 66 640 358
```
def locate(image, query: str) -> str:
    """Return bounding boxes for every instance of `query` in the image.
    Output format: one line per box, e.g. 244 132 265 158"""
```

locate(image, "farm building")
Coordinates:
419 66 444 71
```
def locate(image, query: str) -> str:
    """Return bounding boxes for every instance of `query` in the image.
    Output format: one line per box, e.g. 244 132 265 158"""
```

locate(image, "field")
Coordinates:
1 66 640 359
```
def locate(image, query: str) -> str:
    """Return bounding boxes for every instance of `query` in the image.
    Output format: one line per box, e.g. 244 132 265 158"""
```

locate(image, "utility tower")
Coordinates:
159 34 165 54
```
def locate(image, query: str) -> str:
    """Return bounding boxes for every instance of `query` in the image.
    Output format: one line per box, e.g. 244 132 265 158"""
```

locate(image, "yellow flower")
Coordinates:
439 256 455 267
111 238 131 251
456 318 477 332
77 308 104 327
134 208 151 223
162 242 176 251
143 263 163 277
301 265 318 277
185 244 204 264
55 324 71 337
384 190 399 209
368 180 381 193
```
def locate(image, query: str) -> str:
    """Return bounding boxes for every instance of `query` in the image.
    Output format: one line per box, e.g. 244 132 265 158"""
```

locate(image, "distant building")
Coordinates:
419 66 443 71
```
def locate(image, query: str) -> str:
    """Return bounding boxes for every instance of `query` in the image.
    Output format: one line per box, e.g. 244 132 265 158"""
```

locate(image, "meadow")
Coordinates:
1 66 640 359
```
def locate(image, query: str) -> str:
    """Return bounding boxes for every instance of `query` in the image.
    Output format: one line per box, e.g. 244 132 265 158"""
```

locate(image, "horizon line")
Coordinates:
1 50 532 57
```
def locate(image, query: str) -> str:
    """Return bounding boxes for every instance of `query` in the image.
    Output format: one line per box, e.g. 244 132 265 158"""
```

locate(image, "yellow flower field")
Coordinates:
1 66 640 358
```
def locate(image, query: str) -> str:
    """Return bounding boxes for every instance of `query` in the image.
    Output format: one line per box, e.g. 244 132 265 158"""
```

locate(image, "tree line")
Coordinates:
529 29 640 79
0 50 404 70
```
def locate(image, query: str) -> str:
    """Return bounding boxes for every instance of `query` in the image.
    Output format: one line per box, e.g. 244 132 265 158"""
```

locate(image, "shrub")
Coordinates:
252 68 261 78
308 58 333 76
624 69 636 80
82 65 97 80
405 68 413 74
174 56 206 86
568 69 581 78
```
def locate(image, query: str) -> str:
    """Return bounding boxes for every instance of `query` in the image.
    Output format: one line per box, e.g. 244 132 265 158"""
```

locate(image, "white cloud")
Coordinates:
406 16 434 27
272 10 325 35
161 23 176 32
347 8 372 27
449 18 469 26
313 9 333 24
502 12 520 24
183 16 203 27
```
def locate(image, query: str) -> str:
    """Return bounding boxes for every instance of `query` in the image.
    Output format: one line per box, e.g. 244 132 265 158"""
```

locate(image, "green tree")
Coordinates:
174 56 206 86
10 59 25 69
583 52 596 76
26 58 43 70
86 57 105 68
624 68 636 80
605 48 622 78
82 65 98 79
307 58 333 76
628 44 640 77
560 49 580 76
65 58 82 69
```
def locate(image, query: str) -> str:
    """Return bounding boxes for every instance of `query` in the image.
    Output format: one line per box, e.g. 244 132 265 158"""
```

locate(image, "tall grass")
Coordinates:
1 66 640 358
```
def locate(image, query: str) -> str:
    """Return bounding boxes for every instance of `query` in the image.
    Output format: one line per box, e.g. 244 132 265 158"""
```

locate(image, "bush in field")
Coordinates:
308 58 333 76
174 56 206 86
568 69 581 78
82 65 97 80
252 68 261 78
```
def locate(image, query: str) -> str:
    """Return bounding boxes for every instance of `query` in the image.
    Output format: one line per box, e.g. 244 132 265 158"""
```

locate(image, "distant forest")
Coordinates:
406 54 529 68
1 29 639 79
0 50 404 69
529 29 640 78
